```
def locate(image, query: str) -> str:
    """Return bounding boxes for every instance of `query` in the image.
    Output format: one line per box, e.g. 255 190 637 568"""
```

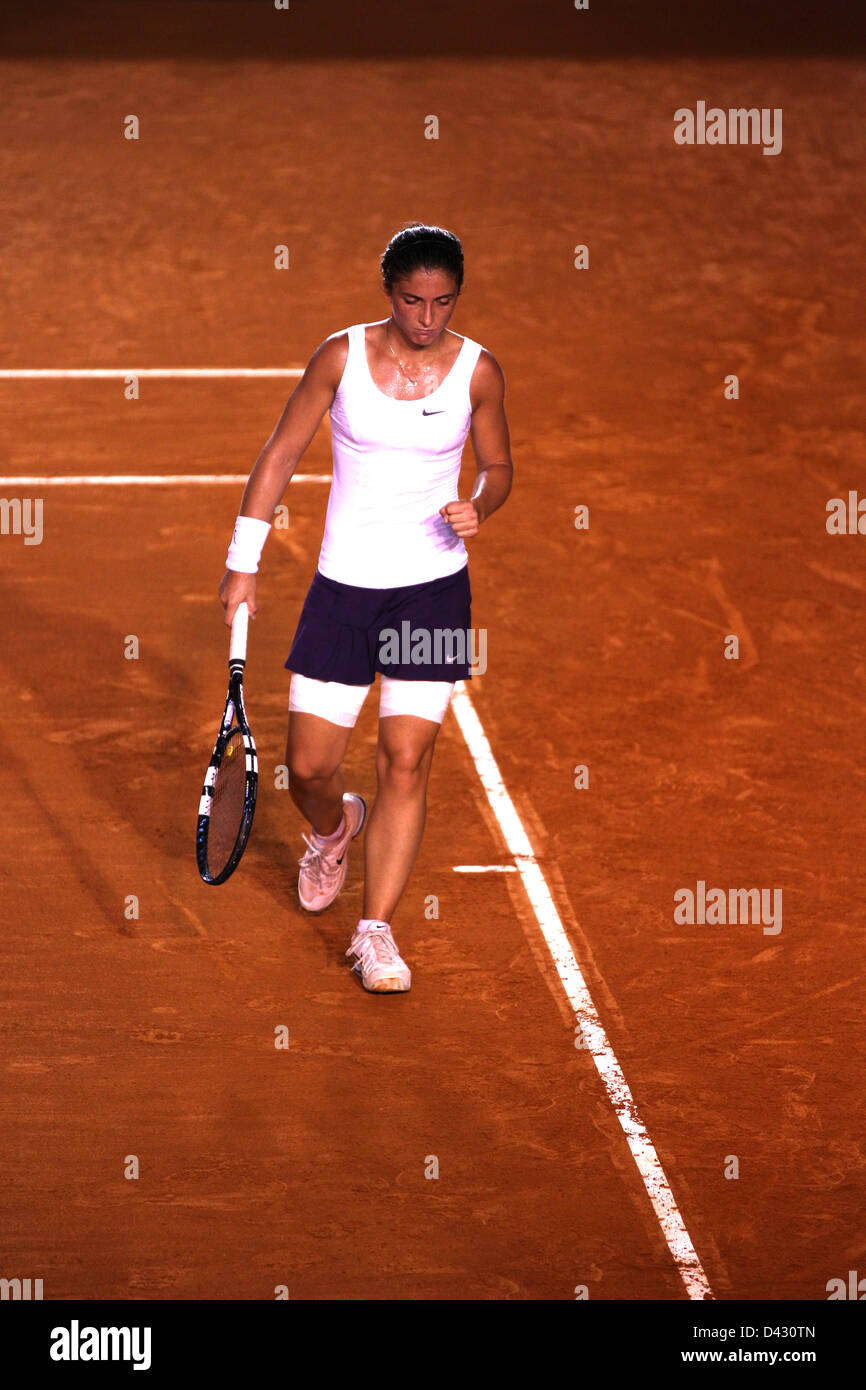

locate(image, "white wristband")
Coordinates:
226 514 271 574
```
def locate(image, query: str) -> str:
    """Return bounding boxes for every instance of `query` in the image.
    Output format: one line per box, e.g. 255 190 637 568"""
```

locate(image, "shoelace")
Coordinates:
298 833 342 888
347 927 400 967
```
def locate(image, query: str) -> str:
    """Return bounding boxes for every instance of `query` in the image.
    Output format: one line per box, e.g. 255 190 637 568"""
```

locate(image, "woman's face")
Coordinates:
385 267 460 347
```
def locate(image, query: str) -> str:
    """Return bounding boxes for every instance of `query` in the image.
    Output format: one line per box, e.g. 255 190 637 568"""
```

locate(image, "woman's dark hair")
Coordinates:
381 223 464 293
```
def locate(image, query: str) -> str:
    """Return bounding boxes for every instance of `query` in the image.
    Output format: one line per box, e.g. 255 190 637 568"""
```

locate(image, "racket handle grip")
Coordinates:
229 601 249 665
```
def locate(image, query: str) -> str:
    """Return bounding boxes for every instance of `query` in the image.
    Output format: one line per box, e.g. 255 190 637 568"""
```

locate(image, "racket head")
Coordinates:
196 673 258 885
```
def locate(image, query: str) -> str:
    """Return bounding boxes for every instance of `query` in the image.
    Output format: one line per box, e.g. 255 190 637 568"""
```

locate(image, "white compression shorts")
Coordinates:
288 673 455 728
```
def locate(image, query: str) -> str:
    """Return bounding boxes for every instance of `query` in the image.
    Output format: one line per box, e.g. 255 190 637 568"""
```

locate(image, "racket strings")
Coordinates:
207 729 248 875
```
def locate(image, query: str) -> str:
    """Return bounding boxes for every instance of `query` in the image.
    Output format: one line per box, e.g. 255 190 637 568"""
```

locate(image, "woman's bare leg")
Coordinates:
286 711 354 835
363 713 441 922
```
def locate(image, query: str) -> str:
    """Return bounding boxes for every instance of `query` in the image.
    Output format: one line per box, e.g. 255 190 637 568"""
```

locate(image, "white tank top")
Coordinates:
316 321 484 588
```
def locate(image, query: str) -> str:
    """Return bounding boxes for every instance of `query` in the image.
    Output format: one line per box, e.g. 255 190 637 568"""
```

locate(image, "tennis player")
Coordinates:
218 223 513 993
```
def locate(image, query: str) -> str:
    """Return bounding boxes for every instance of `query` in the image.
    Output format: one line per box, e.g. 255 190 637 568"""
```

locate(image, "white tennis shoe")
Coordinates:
297 792 367 913
346 922 412 993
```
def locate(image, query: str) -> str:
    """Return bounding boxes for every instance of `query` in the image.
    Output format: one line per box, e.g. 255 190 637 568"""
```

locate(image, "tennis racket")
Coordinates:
196 601 258 885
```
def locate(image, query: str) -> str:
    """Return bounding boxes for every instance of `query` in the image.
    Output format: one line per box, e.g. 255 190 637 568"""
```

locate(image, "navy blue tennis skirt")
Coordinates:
286 564 473 684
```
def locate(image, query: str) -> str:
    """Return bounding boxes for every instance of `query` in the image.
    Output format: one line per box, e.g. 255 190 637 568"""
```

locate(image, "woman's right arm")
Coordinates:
218 333 348 624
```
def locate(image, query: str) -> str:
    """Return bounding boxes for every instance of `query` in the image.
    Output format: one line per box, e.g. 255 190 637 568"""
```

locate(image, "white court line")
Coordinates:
453 864 518 873
0 475 331 486
449 681 714 1301
0 368 303 379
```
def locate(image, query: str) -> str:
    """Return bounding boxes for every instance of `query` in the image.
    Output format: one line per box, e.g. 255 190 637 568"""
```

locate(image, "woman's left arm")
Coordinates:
440 351 514 538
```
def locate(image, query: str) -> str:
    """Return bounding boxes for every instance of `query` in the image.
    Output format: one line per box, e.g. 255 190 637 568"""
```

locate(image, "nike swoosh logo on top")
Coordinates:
422 408 445 415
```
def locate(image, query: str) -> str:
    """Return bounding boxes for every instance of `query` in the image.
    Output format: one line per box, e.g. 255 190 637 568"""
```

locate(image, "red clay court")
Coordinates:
1 1 865 1302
